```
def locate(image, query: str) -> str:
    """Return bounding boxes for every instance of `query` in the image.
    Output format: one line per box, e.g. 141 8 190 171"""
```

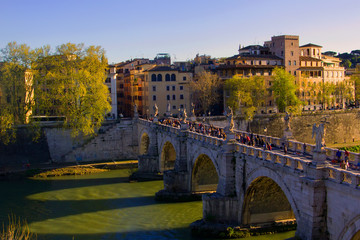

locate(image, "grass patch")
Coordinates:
1 214 37 240
30 166 108 178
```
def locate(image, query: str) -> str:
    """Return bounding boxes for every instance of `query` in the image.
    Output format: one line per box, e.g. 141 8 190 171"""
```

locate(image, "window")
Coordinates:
281 51 284 56
288 61 291 66
180 86 183 90
165 74 170 81
294 60 296 66
291 51 294 56
108 87 111 93
153 95 156 101
171 74 176 81
167 95 170 100
151 74 156 82
180 94 184 99
152 86 156 91
157 74 162 81
183 76 186 81
269 100 272 106
294 71 296 76
166 86 170 91
172 95 176 100
105 78 111 83
180 104 184 108
172 86 175 91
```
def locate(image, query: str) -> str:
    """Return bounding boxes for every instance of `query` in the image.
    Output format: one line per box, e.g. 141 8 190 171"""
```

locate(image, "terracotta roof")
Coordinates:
299 67 324 70
299 56 322 62
147 66 178 72
218 64 278 70
227 54 282 60
300 43 322 48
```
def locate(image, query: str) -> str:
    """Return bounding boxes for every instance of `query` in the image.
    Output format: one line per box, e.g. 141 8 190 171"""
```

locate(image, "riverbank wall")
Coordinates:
0 119 138 170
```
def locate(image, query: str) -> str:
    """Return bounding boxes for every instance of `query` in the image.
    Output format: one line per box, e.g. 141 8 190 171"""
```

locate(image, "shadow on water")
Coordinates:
36 227 197 240
24 196 167 223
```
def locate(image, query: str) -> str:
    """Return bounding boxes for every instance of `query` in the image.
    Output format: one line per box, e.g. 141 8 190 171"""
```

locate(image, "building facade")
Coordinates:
144 66 192 117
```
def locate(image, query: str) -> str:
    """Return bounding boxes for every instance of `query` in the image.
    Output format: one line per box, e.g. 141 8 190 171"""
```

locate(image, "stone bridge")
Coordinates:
135 117 360 240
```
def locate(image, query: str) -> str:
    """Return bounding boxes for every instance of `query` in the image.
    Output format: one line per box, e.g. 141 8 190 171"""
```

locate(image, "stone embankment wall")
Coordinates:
207 110 360 145
45 119 138 163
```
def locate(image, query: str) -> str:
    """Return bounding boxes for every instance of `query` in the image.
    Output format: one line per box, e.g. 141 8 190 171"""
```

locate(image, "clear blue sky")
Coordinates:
1 0 359 64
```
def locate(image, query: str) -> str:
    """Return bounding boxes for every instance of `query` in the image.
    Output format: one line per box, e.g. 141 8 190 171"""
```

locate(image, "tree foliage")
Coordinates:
33 43 111 137
271 67 302 113
190 71 221 115
224 75 265 120
0 42 111 143
0 42 36 143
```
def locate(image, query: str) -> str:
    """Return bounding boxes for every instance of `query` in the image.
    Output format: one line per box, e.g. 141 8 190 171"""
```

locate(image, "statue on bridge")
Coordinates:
312 123 325 152
153 104 159 117
134 103 138 118
224 106 234 133
284 112 291 131
179 107 188 123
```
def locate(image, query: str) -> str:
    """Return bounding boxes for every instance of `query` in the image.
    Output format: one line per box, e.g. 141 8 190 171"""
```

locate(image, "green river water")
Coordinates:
0 169 295 240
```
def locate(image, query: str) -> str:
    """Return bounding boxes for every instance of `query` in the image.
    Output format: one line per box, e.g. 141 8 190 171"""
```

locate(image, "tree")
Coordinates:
271 67 302 113
343 59 352 68
0 42 111 144
33 43 111 137
351 66 360 103
190 71 221 115
224 75 265 120
0 42 36 144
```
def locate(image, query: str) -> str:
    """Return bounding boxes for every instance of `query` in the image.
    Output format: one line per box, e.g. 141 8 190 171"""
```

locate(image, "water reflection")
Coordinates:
0 169 295 240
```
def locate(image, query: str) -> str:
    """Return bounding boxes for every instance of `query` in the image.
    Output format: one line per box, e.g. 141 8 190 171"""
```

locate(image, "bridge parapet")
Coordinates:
235 143 312 173
326 167 360 187
187 131 225 147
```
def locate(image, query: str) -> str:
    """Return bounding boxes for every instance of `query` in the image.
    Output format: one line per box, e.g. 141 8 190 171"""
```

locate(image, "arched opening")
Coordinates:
242 177 295 225
351 231 360 240
165 74 170 81
157 74 162 82
139 133 150 155
151 74 156 82
192 154 218 193
160 141 176 171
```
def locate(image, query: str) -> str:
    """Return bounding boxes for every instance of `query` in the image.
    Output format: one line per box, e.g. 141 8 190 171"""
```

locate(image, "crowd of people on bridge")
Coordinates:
156 116 360 171
158 117 274 150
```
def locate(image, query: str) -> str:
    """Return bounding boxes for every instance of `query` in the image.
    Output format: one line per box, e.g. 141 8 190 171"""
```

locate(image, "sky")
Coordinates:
1 0 359 64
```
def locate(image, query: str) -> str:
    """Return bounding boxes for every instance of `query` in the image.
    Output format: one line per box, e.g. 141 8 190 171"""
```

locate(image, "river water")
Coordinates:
0 169 295 240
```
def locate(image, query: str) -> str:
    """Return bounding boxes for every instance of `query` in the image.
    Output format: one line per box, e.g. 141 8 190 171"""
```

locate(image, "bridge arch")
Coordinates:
191 153 219 193
241 167 299 225
139 132 150 155
338 215 360 240
160 141 177 172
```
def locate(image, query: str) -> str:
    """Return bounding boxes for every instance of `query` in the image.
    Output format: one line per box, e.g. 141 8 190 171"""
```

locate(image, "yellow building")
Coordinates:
298 44 353 110
144 66 193 117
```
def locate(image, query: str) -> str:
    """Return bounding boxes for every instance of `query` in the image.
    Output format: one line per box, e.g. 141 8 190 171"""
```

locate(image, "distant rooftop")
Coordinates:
300 43 323 48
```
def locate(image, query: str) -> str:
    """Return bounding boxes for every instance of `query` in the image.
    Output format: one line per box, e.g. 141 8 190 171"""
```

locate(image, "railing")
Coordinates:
187 131 224 146
235 143 311 172
138 117 360 171
326 167 360 187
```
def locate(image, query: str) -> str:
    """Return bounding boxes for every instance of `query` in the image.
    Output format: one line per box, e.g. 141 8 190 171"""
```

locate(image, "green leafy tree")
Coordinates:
352 66 360 102
0 42 36 144
224 75 265 120
271 67 302 113
343 59 352 68
190 71 221 115
33 43 111 137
